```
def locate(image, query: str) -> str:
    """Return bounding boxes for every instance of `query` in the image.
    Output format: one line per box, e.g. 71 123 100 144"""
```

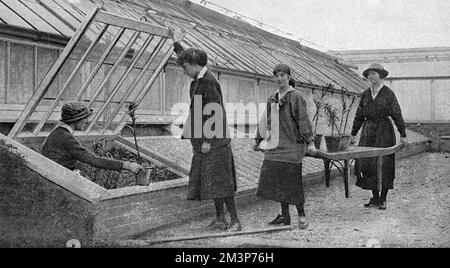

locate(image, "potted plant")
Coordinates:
311 84 332 149
323 90 358 152
337 89 357 151
323 103 342 152
124 102 152 186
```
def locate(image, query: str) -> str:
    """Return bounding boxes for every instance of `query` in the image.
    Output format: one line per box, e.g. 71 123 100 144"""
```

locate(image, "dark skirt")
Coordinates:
256 160 305 205
355 120 396 190
188 143 237 201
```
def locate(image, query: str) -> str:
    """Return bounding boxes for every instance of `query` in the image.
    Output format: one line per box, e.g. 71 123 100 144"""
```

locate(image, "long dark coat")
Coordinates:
173 42 236 200
184 70 237 200
351 86 406 190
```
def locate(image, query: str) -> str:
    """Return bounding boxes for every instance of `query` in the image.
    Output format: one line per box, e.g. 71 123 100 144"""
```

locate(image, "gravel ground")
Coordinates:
140 153 450 248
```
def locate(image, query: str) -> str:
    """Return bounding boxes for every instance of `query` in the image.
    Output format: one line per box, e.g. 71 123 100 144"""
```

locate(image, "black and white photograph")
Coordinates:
0 0 449 251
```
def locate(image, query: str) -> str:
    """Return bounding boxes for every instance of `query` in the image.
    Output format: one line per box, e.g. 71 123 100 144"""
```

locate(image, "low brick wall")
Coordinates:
397 140 431 158
95 186 201 240
406 123 450 152
406 123 450 136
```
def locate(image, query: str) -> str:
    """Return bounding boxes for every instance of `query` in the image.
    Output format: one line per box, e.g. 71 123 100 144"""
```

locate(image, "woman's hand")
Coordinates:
201 141 211 154
123 162 143 174
306 142 317 156
350 135 357 145
252 143 261 152
400 137 409 147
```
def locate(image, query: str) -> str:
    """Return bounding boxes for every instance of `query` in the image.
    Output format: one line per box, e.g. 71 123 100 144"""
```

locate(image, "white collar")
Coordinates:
371 83 384 99
277 86 295 100
59 122 74 134
197 66 208 79
371 83 384 93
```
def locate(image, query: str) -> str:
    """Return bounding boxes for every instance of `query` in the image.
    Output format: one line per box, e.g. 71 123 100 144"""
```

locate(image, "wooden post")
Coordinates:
430 79 435 122
324 159 331 188
344 160 349 198
8 8 100 139
113 226 292 246
377 156 383 191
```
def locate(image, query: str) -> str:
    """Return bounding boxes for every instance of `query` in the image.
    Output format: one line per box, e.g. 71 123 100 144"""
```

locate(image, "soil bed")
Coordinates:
77 140 180 190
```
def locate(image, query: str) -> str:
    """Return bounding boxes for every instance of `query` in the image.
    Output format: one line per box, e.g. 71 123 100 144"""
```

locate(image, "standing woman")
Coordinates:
169 28 241 232
254 64 316 229
350 63 409 210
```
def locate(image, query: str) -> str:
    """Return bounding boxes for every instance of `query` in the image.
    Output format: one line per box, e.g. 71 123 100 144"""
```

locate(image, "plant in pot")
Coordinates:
124 102 152 186
323 103 343 152
311 84 332 149
323 91 358 152
336 89 358 151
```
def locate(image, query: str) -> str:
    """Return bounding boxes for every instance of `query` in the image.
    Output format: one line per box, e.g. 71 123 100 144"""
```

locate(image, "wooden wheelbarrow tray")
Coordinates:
306 144 404 198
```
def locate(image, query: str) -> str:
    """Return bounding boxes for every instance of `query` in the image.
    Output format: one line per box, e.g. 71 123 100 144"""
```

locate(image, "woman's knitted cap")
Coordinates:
178 48 208 66
273 63 291 76
61 102 93 124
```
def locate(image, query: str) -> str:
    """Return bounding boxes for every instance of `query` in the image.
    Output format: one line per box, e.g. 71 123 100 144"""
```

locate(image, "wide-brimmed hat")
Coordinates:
61 102 93 124
363 63 389 79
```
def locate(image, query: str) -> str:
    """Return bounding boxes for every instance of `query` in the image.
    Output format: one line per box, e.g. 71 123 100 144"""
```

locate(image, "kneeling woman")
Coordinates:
254 64 316 229
42 102 142 174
